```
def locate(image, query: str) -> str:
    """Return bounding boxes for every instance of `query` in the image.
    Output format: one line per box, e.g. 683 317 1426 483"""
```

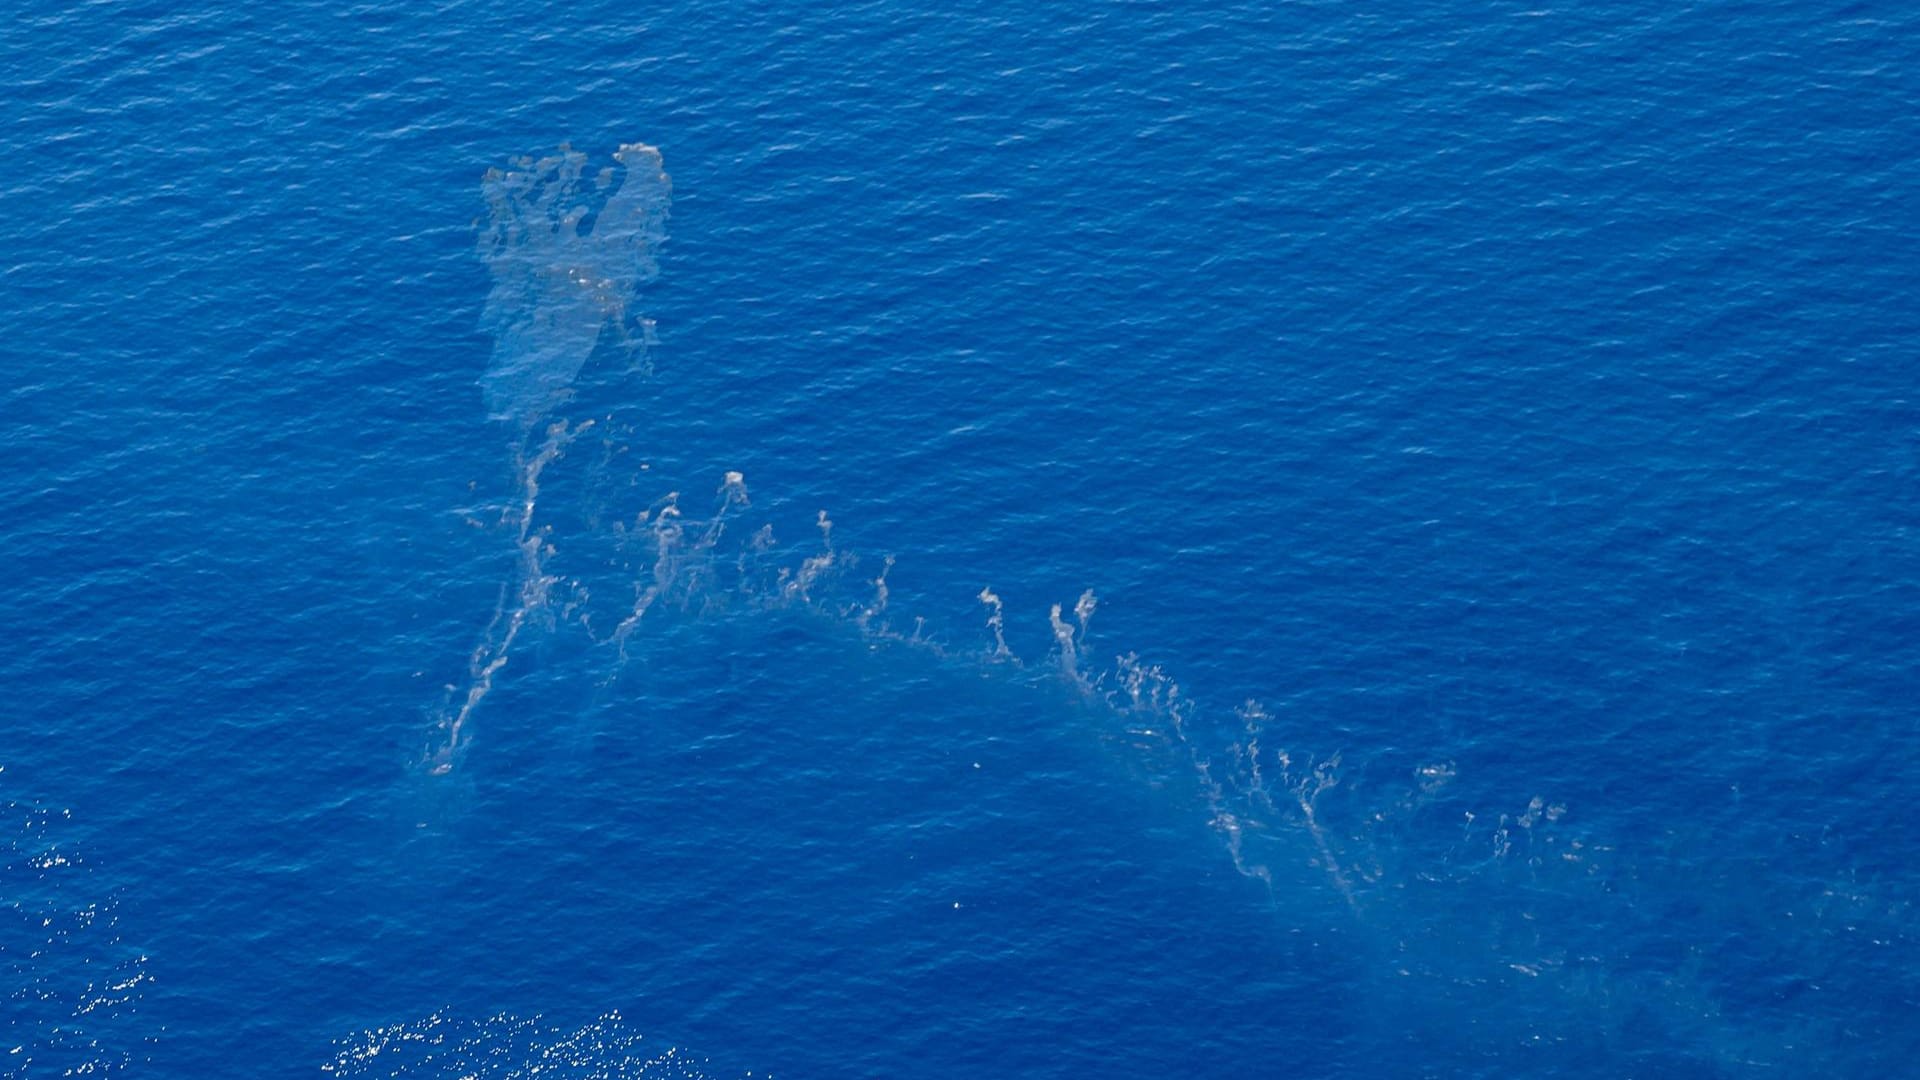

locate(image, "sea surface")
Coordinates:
4 1 1917 1076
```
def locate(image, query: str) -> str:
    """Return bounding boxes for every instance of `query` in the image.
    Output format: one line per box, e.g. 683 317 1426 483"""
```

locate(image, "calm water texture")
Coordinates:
4 1 1917 1076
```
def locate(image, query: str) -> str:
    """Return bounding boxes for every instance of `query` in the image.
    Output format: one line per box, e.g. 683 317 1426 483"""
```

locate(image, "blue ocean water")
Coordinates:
4 0 1917 1075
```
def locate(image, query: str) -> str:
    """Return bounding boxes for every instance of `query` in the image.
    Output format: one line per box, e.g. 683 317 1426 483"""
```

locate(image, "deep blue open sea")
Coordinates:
5 1 1917 1076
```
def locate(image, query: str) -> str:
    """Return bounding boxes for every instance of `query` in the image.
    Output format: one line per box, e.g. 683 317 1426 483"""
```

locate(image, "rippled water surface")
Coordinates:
4 1 1917 1076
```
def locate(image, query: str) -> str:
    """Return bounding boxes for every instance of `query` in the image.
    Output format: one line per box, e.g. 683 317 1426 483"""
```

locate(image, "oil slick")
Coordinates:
402 143 1917 1072
426 144 670 775
476 143 670 431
